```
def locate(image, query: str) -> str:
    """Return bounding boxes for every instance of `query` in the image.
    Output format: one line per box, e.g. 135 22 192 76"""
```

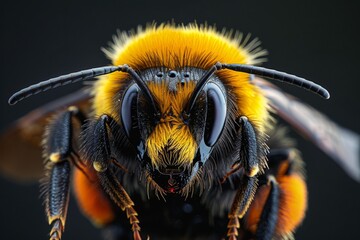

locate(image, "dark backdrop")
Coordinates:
0 0 359 239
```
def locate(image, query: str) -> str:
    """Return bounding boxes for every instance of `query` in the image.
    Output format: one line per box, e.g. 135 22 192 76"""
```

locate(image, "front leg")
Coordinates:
82 115 142 240
226 116 265 240
42 107 84 240
227 175 258 240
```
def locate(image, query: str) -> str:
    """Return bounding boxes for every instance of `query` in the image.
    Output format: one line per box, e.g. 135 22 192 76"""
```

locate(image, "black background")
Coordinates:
0 0 359 239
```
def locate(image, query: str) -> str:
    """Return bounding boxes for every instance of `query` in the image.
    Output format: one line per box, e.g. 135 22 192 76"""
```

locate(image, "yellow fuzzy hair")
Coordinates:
93 23 270 166
145 81 198 168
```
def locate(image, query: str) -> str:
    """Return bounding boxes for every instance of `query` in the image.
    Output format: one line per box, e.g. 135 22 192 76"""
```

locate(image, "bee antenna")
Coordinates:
184 62 330 116
123 66 159 114
183 63 221 116
8 65 159 114
8 66 121 105
221 63 330 99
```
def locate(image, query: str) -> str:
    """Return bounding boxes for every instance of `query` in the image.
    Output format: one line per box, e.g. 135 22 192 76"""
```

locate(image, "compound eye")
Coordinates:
204 83 227 147
121 84 139 141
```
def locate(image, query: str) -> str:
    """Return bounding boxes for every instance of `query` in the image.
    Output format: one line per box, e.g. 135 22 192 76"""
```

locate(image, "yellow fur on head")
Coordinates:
93 23 270 167
145 80 198 168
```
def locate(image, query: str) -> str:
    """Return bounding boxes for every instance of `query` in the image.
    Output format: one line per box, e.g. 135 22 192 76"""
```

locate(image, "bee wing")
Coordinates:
0 89 91 182
253 77 360 182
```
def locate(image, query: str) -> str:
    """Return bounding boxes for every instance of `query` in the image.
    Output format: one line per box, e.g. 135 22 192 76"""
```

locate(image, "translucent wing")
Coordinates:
0 89 91 182
253 77 360 182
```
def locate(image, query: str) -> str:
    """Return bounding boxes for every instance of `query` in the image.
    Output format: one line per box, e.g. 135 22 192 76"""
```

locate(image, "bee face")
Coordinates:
120 67 228 193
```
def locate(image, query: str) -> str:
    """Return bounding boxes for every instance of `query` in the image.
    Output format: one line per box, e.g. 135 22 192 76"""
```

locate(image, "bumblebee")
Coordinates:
1 23 359 240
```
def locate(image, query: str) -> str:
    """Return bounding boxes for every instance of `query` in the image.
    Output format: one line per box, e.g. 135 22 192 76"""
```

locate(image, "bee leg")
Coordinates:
244 148 307 239
43 161 71 240
227 175 258 240
255 176 280 240
84 115 142 240
42 107 85 240
238 116 260 178
97 169 141 240
227 116 262 240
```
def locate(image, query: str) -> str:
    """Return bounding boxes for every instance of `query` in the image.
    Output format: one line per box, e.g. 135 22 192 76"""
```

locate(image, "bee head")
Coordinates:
120 67 227 193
